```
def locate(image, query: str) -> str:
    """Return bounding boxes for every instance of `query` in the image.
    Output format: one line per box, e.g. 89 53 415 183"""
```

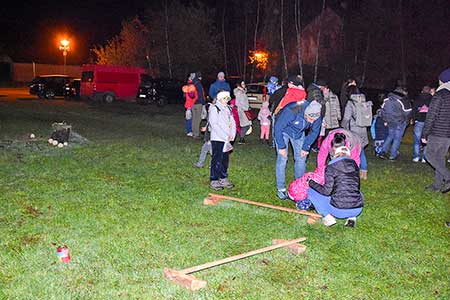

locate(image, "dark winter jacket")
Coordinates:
422 84 450 139
209 80 231 100
274 101 322 151
412 92 432 122
269 85 288 113
309 156 364 209
381 91 412 124
193 79 206 105
307 83 325 116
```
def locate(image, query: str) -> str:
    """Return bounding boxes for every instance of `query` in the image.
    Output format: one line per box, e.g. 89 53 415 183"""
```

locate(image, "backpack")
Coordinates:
350 94 373 127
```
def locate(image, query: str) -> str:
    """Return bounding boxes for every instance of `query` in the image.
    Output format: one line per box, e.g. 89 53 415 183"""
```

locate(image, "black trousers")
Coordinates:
210 141 230 181
426 135 450 187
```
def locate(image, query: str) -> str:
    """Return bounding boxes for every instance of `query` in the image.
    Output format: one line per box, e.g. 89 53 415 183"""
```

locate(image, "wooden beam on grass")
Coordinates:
164 237 307 290
208 193 322 220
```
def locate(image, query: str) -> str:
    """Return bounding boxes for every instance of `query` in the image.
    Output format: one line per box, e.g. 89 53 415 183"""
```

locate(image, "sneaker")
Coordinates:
238 138 246 145
193 162 204 168
421 158 427 163
210 180 223 190
345 217 356 228
295 199 312 210
441 180 450 194
412 157 420 163
322 214 337 227
446 221 450 228
186 132 193 137
277 190 289 200
219 178 234 189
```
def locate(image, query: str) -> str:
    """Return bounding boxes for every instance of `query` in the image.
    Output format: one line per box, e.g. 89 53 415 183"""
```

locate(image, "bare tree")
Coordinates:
360 33 370 87
398 0 406 86
222 3 228 74
243 7 248 80
313 0 326 82
164 0 173 78
280 0 288 77
294 0 303 79
250 0 260 82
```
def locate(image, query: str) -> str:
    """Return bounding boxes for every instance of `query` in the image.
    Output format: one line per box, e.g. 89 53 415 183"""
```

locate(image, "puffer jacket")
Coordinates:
323 91 341 129
309 156 363 209
381 91 412 124
234 87 252 127
208 101 237 142
422 83 450 139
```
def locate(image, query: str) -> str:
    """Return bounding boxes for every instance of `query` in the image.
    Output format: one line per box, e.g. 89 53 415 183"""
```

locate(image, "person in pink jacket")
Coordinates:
258 101 272 144
288 128 361 209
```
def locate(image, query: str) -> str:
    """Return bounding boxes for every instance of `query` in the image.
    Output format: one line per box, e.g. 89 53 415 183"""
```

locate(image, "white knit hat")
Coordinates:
217 91 231 101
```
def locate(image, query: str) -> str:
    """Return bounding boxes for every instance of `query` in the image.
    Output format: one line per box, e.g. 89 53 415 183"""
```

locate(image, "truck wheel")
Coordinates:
103 93 115 104
157 96 167 107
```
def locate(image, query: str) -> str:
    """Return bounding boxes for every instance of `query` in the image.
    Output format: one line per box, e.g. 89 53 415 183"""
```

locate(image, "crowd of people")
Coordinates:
182 67 450 227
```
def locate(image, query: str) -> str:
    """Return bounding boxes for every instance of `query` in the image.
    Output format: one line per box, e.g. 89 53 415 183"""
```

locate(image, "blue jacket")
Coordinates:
209 80 231 99
274 101 322 151
193 79 205 105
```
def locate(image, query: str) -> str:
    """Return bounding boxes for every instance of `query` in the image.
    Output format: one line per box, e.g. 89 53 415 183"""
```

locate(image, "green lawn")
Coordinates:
0 99 449 299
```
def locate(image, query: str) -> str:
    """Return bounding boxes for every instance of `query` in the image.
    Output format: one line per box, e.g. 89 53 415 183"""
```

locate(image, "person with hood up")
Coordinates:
208 91 237 190
234 80 252 144
257 100 272 144
412 85 433 162
274 95 322 200
267 76 281 95
209 71 231 100
421 67 450 193
306 134 364 227
378 86 412 160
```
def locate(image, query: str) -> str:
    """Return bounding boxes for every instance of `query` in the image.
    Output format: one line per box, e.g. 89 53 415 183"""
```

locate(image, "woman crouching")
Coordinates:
306 134 364 227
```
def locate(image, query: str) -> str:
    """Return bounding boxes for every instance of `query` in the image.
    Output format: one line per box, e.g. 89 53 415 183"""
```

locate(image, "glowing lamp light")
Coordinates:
249 50 269 70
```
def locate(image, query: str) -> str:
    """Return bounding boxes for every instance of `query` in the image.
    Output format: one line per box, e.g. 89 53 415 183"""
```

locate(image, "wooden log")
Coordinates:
307 216 320 224
208 193 321 219
178 237 306 275
272 239 307 254
163 268 207 291
203 196 224 206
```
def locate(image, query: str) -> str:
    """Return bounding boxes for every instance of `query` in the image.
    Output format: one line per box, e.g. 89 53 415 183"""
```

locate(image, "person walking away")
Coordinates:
258 100 271 144
412 85 432 162
378 87 412 160
191 72 207 139
370 109 388 156
208 91 236 190
342 87 372 179
306 138 364 227
340 78 359 117
182 78 198 137
274 99 322 200
234 80 252 144
318 86 341 149
421 68 450 193
209 71 231 101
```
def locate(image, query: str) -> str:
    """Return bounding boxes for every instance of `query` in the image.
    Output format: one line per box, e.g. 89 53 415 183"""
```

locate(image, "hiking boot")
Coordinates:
441 180 450 194
277 190 289 200
360 170 368 180
210 180 223 190
193 162 204 168
219 178 234 189
322 214 337 227
345 217 356 228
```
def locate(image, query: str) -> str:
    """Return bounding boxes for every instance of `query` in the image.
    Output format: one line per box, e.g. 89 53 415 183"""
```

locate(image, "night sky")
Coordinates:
1 0 449 78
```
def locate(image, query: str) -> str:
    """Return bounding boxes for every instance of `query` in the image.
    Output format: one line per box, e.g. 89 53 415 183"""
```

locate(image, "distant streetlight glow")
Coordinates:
249 50 268 70
59 39 70 74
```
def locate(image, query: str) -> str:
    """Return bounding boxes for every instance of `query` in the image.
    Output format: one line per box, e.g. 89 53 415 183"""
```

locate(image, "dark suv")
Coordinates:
64 78 81 100
136 75 183 105
29 75 71 99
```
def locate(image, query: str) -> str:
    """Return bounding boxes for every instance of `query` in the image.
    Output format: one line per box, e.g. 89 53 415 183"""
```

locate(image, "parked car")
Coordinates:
64 78 81 100
137 76 184 105
246 82 269 109
29 75 71 99
80 64 145 103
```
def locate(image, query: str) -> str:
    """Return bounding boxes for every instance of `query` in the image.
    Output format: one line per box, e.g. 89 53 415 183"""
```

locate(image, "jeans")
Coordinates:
382 122 407 159
275 133 306 190
425 135 450 188
210 141 230 181
413 121 426 159
185 118 192 134
308 188 363 219
360 147 368 171
191 104 203 137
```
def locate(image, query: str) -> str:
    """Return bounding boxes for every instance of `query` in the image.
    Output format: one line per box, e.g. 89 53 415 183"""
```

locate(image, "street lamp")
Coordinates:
59 39 70 74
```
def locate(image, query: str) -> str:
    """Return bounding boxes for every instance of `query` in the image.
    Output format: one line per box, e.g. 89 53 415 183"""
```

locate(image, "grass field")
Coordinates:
0 99 449 299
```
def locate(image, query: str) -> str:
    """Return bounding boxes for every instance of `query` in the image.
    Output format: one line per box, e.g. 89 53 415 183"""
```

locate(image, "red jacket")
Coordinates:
274 87 307 115
183 81 198 109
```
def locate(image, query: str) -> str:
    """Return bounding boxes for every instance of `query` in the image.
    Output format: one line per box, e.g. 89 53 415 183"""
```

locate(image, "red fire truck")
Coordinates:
80 64 145 103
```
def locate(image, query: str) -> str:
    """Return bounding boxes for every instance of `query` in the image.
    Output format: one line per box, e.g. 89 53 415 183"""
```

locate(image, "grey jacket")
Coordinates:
234 87 252 127
342 95 369 147
323 91 341 129
208 102 237 142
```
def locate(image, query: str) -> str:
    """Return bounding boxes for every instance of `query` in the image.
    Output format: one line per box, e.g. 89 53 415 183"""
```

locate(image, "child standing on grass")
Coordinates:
306 134 364 227
258 101 271 144
370 109 388 156
209 91 236 190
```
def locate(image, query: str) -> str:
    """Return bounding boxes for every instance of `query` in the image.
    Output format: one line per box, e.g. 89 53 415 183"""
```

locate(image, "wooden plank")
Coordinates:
178 237 306 274
203 196 224 205
272 239 307 254
307 216 320 224
163 268 207 291
208 193 321 219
